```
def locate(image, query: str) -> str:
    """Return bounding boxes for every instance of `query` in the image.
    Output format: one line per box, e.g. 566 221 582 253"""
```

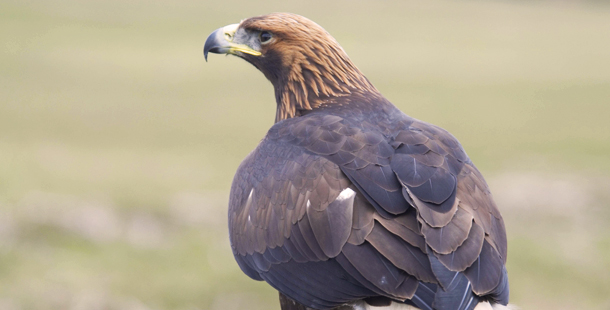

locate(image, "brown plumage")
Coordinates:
204 12 509 310
237 14 380 122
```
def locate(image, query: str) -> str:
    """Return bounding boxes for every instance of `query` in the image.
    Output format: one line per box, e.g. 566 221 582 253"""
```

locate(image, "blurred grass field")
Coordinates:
1 0 610 309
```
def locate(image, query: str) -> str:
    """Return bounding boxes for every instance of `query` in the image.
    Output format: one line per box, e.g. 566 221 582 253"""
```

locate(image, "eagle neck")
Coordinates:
272 48 380 123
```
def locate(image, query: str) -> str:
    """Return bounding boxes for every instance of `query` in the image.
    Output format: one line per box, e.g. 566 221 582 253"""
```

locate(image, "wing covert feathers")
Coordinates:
228 106 508 309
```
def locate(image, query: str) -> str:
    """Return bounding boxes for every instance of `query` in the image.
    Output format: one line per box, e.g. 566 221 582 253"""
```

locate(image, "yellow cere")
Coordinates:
222 23 262 57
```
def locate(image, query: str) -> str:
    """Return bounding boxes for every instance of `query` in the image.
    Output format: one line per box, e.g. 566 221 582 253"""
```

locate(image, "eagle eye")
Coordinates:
260 31 272 44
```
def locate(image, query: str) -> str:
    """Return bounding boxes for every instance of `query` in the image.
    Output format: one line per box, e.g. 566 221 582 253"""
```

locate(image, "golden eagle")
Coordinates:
204 13 510 310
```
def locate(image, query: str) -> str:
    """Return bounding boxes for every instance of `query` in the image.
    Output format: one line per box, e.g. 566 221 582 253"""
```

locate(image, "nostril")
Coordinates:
224 33 233 41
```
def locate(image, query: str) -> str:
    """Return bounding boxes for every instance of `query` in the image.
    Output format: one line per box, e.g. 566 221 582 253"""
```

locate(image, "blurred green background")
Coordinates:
1 0 609 309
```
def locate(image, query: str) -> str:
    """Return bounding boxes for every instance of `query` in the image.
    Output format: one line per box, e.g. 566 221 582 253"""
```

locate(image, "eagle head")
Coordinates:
204 13 379 122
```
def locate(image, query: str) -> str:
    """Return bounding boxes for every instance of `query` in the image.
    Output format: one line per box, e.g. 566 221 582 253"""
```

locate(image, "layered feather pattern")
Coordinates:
229 102 509 309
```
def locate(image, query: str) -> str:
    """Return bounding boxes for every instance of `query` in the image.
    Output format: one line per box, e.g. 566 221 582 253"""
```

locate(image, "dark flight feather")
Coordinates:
366 224 436 283
421 208 473 255
341 242 419 299
463 241 504 295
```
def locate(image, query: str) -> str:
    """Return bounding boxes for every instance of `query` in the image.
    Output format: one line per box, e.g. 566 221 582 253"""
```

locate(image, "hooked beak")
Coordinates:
203 24 262 61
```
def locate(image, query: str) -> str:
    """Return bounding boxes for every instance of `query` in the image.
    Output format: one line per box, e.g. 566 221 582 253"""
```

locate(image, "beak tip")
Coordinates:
204 27 223 63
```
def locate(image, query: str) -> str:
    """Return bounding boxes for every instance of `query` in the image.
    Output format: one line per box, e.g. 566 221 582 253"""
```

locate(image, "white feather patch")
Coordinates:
336 188 356 202
348 301 517 310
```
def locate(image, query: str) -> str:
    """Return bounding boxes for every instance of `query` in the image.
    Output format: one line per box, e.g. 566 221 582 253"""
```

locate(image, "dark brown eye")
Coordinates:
260 31 272 43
